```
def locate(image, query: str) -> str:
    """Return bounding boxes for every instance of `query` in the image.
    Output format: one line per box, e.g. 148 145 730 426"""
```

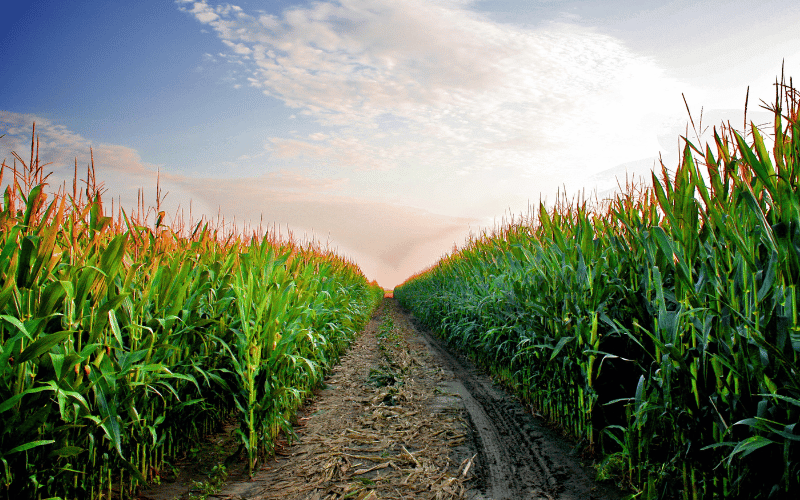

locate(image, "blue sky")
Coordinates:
2 1 799 287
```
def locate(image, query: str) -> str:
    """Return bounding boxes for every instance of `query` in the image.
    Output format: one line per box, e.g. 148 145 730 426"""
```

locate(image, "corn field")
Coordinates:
0 131 383 499
395 78 800 498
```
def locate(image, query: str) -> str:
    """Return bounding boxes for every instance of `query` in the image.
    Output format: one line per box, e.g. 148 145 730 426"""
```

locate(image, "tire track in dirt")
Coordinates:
405 302 623 500
139 299 623 500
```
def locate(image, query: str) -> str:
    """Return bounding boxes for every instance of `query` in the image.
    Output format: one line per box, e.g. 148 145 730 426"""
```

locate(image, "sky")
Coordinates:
1 1 799 288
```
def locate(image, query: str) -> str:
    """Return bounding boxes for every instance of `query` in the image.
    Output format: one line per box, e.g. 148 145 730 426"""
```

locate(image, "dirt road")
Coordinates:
414 312 623 500
140 298 623 500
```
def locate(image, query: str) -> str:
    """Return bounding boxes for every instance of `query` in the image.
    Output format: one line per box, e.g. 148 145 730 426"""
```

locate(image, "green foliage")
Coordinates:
187 464 227 500
395 78 800 498
0 137 383 499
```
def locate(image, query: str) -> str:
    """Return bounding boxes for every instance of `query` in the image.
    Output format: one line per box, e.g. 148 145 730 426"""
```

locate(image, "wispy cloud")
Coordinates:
0 111 191 211
266 136 404 171
1 112 91 165
176 0 684 185
0 112 164 189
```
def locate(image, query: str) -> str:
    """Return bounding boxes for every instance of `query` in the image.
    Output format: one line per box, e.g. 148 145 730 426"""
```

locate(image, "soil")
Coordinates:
138 298 625 500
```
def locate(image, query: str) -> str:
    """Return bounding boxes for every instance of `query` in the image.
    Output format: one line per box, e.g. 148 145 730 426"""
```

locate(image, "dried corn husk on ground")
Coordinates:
216 299 475 500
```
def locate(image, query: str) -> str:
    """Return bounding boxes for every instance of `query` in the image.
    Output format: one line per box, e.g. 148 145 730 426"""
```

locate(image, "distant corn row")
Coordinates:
396 78 800 498
0 133 383 499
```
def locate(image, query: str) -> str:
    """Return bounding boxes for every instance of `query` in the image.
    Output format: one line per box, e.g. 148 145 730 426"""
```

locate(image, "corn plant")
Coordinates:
396 76 800 498
0 128 383 499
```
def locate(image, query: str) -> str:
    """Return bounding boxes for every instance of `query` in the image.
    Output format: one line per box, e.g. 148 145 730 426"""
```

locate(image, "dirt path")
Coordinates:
214 298 474 500
412 313 623 500
140 298 624 500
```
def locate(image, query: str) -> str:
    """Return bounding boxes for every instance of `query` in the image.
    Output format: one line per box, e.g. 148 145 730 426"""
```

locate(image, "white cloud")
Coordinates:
267 135 402 171
222 39 252 56
171 0 795 275
177 0 686 186
0 111 206 219
1 112 91 164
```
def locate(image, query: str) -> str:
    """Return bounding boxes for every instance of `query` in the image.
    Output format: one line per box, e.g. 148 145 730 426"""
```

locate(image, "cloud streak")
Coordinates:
176 0 685 187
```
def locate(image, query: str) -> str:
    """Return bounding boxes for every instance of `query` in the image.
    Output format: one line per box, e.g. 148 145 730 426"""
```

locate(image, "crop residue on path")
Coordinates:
217 298 476 499
140 298 624 500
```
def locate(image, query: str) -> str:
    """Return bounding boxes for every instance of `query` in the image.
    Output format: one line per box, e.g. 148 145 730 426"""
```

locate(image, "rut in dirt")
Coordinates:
139 298 623 500
405 304 623 500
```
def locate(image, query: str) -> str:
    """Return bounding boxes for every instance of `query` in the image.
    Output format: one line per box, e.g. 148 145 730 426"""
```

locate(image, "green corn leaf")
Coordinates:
73 266 105 312
634 375 646 409
690 149 712 211
756 252 778 303
0 314 32 340
120 455 147 483
0 274 18 313
550 335 574 361
726 435 775 466
0 386 51 413
116 349 148 374
17 331 72 364
15 235 36 289
151 379 181 400
100 234 128 280
651 226 692 285
652 172 678 230
700 441 737 451
773 425 800 442
758 393 800 408
5 439 55 456
739 189 778 254
108 308 124 348
28 199 63 287
90 293 130 343
89 369 123 458
744 126 778 197
42 379 91 420
37 280 68 317
49 352 66 380
159 369 200 391
21 184 44 229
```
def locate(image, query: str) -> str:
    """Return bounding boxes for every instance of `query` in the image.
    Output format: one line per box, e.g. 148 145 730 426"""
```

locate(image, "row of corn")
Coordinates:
0 135 383 499
395 79 800 498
